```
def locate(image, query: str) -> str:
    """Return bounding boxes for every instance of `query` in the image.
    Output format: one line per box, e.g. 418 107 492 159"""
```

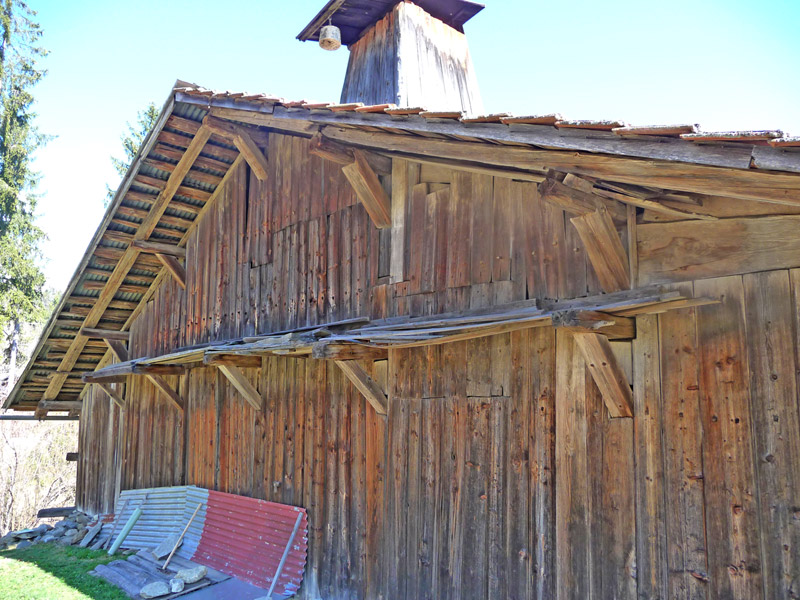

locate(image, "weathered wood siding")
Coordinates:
76 131 800 599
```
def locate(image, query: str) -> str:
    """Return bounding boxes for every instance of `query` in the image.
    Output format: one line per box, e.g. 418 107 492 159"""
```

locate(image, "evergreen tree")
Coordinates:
0 0 48 379
106 102 159 205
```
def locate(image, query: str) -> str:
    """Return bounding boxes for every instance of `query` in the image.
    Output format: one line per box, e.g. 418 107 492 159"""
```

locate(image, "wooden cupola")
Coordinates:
298 0 485 113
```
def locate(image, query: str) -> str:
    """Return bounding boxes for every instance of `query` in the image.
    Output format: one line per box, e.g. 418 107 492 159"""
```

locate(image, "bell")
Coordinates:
319 24 341 51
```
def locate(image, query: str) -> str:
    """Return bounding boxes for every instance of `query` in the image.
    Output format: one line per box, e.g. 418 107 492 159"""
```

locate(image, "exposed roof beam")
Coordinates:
538 177 627 222
319 125 800 207
38 126 212 416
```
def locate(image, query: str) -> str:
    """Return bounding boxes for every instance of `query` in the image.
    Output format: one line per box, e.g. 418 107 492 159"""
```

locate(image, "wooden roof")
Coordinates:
5 79 800 415
297 0 485 45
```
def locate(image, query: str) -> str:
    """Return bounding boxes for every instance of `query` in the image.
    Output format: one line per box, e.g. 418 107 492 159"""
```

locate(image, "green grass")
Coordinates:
0 543 129 600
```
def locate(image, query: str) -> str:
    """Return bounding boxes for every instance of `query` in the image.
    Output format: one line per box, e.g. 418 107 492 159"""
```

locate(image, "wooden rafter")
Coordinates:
573 332 634 418
217 365 262 410
203 354 262 368
335 360 388 416
77 155 246 405
37 125 212 416
570 209 631 292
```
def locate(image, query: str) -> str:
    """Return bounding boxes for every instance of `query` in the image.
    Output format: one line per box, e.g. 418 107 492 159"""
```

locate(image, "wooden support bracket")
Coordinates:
105 339 129 363
573 332 634 417
217 364 262 410
342 150 392 228
156 253 187 289
335 360 388 416
97 382 126 409
130 240 186 258
36 400 82 412
311 341 388 361
79 327 130 342
146 374 184 412
552 309 635 340
204 354 263 369
570 208 631 292
203 115 269 181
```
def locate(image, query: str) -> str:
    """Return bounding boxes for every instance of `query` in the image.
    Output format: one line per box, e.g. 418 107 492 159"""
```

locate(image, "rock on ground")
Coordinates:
152 534 181 559
175 565 207 584
170 578 185 593
139 581 170 599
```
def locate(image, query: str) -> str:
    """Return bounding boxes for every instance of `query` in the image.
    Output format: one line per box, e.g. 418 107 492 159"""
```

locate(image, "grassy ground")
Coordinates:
0 543 128 599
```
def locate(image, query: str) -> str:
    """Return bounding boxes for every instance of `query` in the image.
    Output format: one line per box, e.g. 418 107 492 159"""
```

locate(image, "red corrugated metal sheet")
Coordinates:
192 490 308 598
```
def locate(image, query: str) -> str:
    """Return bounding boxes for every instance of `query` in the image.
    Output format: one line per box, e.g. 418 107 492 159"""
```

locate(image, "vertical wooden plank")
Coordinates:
408 182 429 295
487 397 508 599
447 171 472 289
470 174 494 284
745 270 800 600
633 315 668 597
506 329 531 600
461 397 490 597
417 397 440 600
531 326 556 600
365 362 386 600
406 397 422 597
391 158 408 283
555 329 590 600
492 177 513 283
695 276 763 599
587 369 637 600
658 284 709 599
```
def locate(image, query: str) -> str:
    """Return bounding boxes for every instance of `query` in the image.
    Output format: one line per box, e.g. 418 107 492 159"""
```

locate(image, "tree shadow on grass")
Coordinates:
0 543 128 599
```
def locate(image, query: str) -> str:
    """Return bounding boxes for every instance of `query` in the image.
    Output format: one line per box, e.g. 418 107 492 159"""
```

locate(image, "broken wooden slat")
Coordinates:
551 309 635 340
572 332 634 417
216 364 261 410
342 150 392 228
335 360 388 415
570 209 631 292
538 177 627 221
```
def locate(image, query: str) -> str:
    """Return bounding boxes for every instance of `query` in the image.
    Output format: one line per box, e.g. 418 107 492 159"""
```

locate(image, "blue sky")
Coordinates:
30 0 800 292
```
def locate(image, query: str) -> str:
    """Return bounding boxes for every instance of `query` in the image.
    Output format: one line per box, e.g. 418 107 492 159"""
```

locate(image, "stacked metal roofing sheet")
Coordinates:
102 486 307 598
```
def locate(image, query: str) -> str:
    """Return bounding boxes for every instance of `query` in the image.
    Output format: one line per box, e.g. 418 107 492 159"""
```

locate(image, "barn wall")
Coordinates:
76 131 800 599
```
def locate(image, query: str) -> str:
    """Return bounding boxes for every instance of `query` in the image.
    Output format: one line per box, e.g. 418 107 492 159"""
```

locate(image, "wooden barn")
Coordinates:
4 1 800 598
